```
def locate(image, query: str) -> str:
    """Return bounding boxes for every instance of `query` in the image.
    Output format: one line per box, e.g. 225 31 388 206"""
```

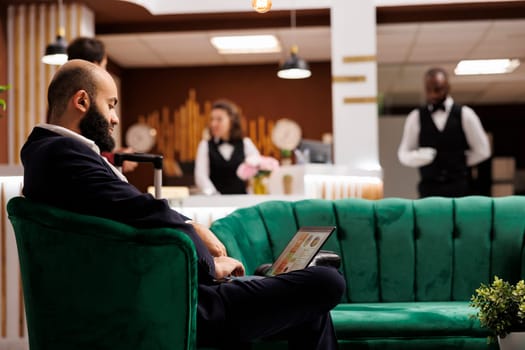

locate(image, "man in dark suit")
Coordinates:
398 67 491 197
21 59 345 349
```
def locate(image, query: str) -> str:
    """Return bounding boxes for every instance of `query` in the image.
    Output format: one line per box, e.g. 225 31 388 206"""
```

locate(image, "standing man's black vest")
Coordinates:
418 104 469 183
208 139 247 194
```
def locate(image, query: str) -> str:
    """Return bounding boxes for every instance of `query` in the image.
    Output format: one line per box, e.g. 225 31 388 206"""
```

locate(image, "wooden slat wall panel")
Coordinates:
7 3 94 164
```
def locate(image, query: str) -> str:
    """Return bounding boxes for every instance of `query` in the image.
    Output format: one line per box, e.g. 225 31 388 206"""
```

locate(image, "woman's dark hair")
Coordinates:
211 99 244 142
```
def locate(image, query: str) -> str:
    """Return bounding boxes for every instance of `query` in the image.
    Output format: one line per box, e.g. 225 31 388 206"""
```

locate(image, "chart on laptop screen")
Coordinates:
267 226 335 276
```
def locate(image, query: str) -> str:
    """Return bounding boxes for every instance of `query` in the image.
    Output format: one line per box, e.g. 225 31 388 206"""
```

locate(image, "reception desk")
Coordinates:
267 164 383 200
172 164 383 225
175 194 306 226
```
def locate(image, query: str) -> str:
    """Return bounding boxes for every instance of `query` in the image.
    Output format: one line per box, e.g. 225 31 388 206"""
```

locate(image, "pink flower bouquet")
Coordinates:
236 155 280 180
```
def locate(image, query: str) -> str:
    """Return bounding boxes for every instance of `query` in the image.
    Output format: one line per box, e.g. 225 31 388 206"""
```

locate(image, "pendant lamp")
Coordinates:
252 0 272 13
42 0 68 65
277 8 311 79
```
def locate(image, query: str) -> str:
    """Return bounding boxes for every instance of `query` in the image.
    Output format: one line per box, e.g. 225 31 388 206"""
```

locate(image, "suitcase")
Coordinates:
114 153 163 199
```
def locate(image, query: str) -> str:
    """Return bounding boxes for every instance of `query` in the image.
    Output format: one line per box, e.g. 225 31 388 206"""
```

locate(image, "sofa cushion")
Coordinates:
332 302 486 338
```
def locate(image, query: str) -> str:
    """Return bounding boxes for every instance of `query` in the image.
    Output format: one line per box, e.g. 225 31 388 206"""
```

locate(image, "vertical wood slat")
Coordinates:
13 6 21 164
76 4 82 38
55 1 59 38
1 183 7 338
35 5 41 126
24 5 31 144
64 4 70 41
172 109 180 161
257 116 265 152
45 4 52 107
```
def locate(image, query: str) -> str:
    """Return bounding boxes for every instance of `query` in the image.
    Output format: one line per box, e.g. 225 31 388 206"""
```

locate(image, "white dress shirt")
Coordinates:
194 137 260 195
36 123 129 183
398 96 491 168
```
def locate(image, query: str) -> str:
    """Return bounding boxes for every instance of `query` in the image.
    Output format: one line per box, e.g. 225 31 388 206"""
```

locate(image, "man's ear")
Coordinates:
73 90 90 113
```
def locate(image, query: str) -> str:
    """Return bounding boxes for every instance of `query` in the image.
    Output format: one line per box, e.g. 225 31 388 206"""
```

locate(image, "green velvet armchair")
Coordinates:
7 197 198 350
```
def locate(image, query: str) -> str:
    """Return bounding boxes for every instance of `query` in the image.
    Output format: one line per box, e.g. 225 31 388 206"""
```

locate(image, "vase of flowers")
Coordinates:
236 154 279 194
470 276 525 349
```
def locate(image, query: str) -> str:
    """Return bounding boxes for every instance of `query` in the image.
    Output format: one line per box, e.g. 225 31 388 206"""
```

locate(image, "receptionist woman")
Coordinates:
195 100 260 195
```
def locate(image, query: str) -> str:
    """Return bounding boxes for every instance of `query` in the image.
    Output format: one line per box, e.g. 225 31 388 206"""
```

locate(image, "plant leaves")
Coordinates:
471 276 525 339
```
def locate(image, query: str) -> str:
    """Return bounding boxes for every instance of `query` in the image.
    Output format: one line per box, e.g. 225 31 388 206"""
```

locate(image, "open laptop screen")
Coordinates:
266 226 336 276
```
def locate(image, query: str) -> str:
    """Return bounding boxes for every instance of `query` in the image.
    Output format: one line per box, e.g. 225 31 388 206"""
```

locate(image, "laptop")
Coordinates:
217 226 336 282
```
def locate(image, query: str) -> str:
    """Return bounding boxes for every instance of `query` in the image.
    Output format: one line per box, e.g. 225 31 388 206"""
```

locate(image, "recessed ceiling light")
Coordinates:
454 59 520 75
210 35 281 54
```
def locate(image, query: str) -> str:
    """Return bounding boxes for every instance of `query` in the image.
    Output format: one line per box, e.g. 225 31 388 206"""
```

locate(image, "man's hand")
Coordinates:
187 221 227 257
405 147 437 167
214 256 245 279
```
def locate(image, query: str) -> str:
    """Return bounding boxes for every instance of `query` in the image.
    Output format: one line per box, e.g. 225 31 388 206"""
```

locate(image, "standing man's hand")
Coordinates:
214 256 245 279
417 147 437 165
187 221 227 257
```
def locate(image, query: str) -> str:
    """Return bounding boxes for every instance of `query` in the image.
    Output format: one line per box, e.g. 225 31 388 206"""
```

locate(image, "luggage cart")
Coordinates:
114 153 163 199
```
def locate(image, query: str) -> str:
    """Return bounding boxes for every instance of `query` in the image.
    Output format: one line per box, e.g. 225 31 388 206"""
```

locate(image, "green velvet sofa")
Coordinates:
209 196 525 350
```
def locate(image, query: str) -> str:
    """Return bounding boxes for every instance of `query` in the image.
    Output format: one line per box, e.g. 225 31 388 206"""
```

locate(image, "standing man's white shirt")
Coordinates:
195 137 260 195
398 96 491 168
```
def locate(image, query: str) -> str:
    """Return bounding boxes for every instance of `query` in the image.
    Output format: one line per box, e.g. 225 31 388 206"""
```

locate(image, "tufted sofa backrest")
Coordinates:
210 196 525 303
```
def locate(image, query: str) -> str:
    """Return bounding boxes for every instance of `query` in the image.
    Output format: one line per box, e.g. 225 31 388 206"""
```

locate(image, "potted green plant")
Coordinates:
0 84 10 117
471 276 525 349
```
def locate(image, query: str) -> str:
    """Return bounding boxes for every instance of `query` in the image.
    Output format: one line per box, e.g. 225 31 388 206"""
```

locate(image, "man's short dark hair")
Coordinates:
425 67 448 80
47 65 97 120
67 37 106 64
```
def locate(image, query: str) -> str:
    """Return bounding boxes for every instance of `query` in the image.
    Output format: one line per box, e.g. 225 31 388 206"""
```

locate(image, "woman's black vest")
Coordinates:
418 104 469 183
208 139 247 194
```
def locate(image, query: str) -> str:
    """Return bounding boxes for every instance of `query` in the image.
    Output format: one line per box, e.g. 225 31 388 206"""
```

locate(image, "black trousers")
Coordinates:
418 178 469 198
197 266 346 349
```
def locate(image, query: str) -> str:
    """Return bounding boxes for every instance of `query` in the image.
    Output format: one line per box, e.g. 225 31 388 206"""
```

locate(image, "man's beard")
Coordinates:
79 104 115 153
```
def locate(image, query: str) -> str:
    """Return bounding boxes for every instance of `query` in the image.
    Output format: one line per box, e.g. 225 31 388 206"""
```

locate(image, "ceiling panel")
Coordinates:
99 18 525 106
276 26 331 62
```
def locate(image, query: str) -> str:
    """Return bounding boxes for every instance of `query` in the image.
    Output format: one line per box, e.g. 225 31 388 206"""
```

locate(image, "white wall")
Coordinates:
379 116 419 199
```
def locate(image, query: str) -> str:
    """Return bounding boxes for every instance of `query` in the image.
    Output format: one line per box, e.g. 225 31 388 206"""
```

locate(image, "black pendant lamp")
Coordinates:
277 45 311 79
42 0 68 65
277 8 311 79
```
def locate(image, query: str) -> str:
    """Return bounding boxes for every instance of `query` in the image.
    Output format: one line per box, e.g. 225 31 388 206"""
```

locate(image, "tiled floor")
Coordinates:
0 340 28 350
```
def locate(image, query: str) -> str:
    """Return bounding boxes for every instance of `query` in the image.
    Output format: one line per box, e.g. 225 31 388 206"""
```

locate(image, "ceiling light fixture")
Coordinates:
454 59 520 75
211 35 281 54
42 0 68 65
252 0 272 13
277 7 311 79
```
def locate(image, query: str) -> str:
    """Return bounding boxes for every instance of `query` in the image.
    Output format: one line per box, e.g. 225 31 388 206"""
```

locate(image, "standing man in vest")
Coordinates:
398 67 491 198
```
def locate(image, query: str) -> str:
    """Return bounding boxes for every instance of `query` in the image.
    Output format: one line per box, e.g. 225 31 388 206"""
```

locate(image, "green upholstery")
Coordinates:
210 196 525 349
7 197 198 350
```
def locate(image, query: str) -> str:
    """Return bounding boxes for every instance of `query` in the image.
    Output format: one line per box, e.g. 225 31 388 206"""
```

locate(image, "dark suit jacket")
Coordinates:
21 126 215 284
